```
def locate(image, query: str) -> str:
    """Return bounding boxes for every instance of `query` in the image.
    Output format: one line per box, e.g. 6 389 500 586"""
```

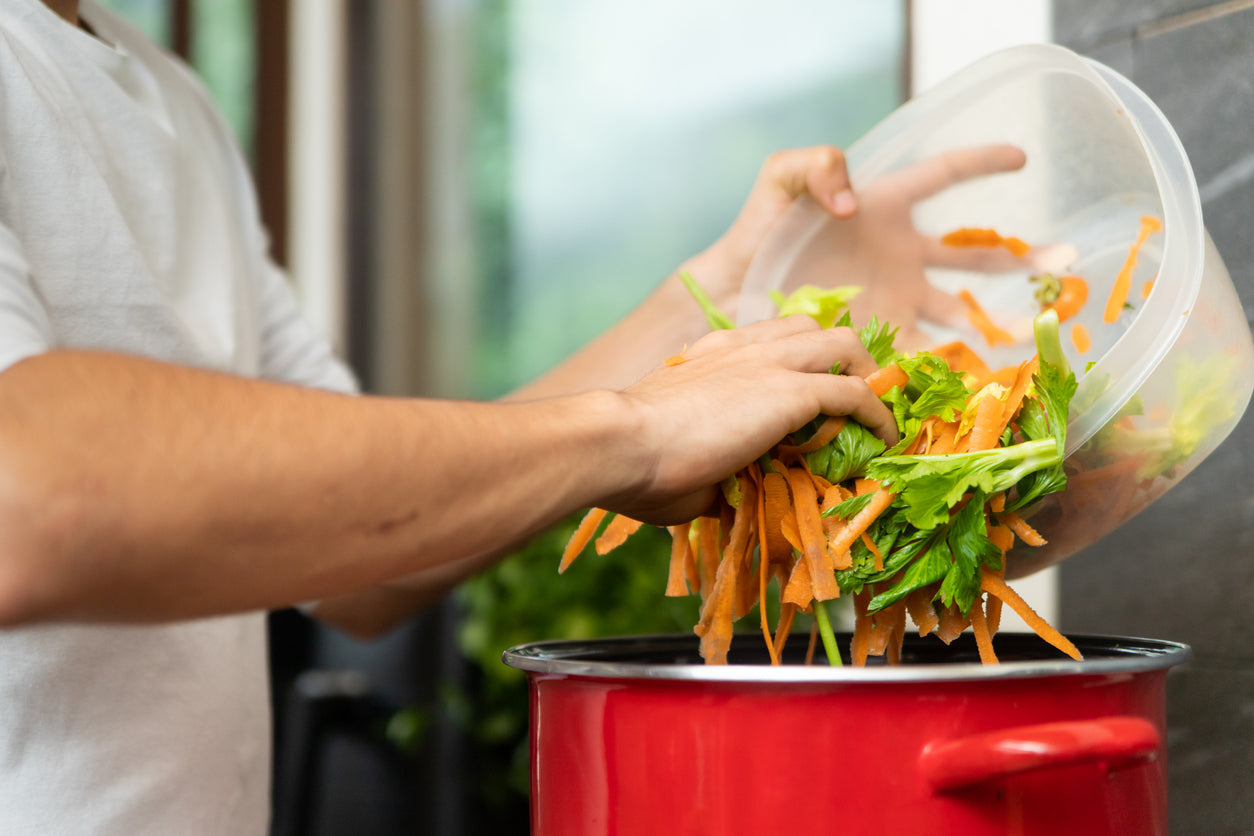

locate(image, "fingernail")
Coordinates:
830 189 856 216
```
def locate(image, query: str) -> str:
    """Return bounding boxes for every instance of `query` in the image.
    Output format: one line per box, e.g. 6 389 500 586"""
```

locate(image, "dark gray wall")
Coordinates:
1055 4 1254 835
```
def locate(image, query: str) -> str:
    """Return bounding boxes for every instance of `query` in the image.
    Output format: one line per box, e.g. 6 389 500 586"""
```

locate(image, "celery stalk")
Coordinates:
812 599 843 666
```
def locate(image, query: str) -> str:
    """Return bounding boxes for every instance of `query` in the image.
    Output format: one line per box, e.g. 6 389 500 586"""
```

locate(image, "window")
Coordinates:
468 1 907 396
95 0 256 157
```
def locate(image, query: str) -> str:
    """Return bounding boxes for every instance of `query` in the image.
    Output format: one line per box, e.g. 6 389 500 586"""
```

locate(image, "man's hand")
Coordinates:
695 146 860 322
599 315 896 525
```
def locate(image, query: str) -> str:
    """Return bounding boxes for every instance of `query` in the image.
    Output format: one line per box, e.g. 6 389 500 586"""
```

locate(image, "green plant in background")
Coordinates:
452 512 694 818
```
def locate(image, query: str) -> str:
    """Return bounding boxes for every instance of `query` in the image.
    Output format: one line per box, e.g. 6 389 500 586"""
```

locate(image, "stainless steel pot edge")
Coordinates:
502 633 1191 683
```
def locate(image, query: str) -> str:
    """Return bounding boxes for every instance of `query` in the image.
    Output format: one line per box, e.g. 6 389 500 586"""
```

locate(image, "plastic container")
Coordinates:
740 44 1254 574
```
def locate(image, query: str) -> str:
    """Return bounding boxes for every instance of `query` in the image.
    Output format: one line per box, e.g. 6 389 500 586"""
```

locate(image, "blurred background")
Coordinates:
93 1 1254 834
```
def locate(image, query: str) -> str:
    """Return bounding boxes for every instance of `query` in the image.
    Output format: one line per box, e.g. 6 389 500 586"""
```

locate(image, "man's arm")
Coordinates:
309 147 867 636
0 322 892 627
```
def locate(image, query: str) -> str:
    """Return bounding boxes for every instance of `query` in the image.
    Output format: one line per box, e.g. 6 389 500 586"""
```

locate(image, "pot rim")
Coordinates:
502 632 1191 683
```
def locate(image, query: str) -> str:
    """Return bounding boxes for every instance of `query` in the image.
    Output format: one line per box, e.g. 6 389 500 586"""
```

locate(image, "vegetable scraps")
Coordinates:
940 227 1031 257
1031 273 1089 323
560 275 1080 667
943 217 1162 356
1104 215 1163 323
958 289 1015 347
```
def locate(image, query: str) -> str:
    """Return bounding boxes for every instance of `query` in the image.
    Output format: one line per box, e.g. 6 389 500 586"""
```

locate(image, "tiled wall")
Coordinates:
1055 3 1254 834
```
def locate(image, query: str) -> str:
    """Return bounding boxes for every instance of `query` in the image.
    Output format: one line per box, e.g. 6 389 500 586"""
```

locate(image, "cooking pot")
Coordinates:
503 632 1189 836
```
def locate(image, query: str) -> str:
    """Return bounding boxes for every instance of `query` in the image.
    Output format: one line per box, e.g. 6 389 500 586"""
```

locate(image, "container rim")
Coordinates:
846 44 1205 456
502 632 1191 683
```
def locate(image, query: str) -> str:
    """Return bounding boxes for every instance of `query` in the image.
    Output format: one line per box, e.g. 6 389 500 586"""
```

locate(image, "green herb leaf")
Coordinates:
772 284 861 328
859 316 901 368
866 439 1062 530
867 537 951 611
814 422 887 484
824 491 875 520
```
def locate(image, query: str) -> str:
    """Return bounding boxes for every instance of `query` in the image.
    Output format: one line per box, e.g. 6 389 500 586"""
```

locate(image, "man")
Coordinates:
0 1 1025 831
0 1 899 832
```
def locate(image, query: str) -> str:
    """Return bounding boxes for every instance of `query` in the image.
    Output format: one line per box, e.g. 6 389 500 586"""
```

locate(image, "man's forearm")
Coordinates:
0 350 643 624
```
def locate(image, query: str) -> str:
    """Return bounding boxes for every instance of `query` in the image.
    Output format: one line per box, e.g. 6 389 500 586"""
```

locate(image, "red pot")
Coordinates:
502 633 1189 836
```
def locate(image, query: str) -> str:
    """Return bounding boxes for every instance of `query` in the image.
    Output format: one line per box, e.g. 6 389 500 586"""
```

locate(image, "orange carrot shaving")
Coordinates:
754 472 781 665
985 560 1006 635
777 415 847 455
827 483 895 560
966 388 1005 452
1071 323 1091 354
760 471 793 564
986 364 1021 387
851 591 871 666
785 466 839 601
732 477 761 621
928 421 960 456
941 227 1031 257
1103 215 1163 323
867 598 905 658
861 532 883 572
987 523 1014 554
902 416 936 455
772 601 798 660
865 363 909 397
930 340 993 387
867 598 906 663
695 516 721 599
997 357 1038 438
694 560 737 664
780 557 814 608
695 480 756 664
986 597 1004 635
663 348 689 366
998 510 1047 546
905 586 940 637
779 512 803 556
958 288 1015 347
595 514 644 555
1033 273 1089 322
935 604 970 645
969 595 999 664
887 605 907 664
665 522 693 597
981 570 1082 660
559 507 608 573
1141 278 1154 300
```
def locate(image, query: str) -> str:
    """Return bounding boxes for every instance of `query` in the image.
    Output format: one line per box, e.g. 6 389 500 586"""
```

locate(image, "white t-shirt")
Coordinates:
0 1 357 833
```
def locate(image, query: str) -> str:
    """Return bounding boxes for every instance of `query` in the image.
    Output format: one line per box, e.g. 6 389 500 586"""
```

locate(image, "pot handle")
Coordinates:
919 716 1161 794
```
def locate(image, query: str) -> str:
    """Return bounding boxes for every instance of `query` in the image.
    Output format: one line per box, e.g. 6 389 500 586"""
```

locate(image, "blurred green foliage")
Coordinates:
452 512 694 813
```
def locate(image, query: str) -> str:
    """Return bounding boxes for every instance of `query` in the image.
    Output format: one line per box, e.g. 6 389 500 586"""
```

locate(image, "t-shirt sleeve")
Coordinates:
0 218 54 374
254 255 360 396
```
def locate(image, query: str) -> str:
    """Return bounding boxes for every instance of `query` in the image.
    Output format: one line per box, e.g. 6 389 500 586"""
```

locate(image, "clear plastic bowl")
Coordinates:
740 44 1254 574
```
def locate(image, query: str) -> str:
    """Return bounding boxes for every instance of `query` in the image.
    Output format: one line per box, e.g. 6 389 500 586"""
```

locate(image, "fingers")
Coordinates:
888 144 1027 203
812 374 899 445
687 318 896 442
686 312 821 352
759 145 857 217
692 317 882 379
